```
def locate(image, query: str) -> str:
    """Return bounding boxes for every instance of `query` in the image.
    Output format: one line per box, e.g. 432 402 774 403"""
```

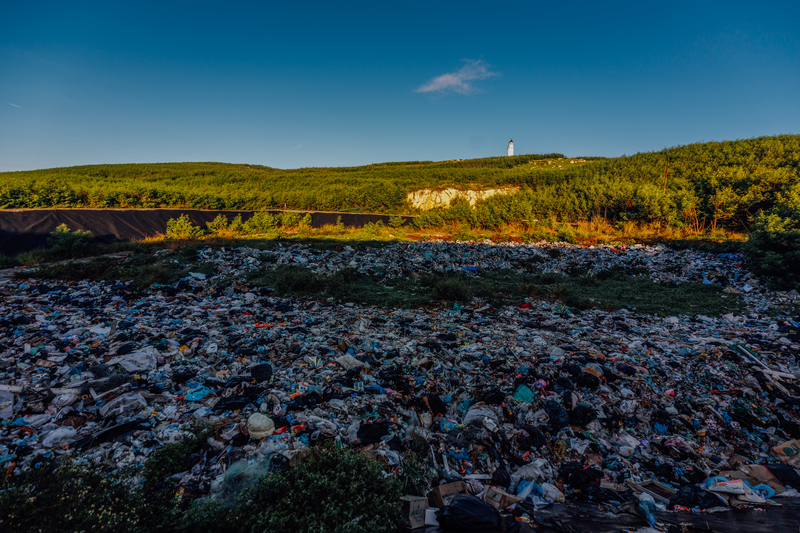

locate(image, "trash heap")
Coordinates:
1 241 799 528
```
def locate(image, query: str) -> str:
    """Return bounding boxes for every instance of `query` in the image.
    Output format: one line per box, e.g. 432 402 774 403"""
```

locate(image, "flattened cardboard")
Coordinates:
742 464 786 494
628 479 676 504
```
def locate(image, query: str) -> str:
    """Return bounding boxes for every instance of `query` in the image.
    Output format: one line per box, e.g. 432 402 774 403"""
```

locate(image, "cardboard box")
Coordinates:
483 486 523 510
400 495 428 529
772 439 800 468
428 481 468 509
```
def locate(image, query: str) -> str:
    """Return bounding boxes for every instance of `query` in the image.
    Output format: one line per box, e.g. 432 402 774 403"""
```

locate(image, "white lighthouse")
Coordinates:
507 140 514 157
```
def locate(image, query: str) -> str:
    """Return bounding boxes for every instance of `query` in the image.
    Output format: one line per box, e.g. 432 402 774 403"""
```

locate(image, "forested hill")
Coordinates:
0 153 565 212
1 136 798 232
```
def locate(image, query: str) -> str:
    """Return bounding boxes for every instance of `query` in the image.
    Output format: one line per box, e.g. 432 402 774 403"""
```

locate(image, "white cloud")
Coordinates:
6 102 21 108
416 59 500 94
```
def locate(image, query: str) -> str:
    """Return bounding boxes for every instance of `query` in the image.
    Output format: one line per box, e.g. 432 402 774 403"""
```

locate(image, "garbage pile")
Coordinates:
1 241 799 528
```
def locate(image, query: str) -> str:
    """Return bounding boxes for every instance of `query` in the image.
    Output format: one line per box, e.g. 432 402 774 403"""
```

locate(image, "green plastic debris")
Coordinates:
514 384 535 403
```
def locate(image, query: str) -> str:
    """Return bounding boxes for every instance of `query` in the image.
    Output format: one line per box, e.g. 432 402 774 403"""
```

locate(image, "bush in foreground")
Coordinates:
47 223 94 253
210 447 403 533
0 445 401 533
745 182 800 290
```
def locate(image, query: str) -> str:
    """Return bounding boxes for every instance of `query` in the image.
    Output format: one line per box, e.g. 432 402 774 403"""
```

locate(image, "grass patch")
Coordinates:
15 257 119 281
15 245 218 289
249 264 742 315
18 248 743 315
555 271 741 316
248 265 432 308
12 231 746 316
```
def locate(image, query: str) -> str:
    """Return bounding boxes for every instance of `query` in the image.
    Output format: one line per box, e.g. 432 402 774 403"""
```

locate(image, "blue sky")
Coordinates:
1 1 799 171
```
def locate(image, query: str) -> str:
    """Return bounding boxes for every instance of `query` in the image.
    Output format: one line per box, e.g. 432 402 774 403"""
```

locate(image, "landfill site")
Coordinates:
2 240 800 533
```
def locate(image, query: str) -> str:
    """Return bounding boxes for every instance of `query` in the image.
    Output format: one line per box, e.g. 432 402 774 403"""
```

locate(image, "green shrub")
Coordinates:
362 220 384 237
47 223 94 252
280 212 302 228
388 215 405 228
243 211 278 234
452 223 478 241
231 448 402 533
297 213 314 234
206 214 229 233
0 444 401 533
166 214 205 239
0 458 145 533
228 214 245 233
0 253 16 269
745 182 800 289
398 454 431 497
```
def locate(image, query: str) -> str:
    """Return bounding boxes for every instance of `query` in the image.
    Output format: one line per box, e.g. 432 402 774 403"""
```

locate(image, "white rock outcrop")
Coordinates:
407 187 518 211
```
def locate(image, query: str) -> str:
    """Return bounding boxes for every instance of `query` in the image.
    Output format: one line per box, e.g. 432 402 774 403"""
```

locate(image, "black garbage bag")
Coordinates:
668 485 724 510
213 395 251 412
616 364 637 376
569 404 596 427
490 469 511 489
271 415 290 431
242 385 266 399
116 342 137 355
74 419 145 450
357 420 392 445
89 363 113 378
558 463 603 491
446 426 482 448
250 363 273 382
287 391 323 411
89 374 131 392
556 377 574 391
575 372 600 390
544 399 569 430
476 387 506 405
518 425 547 449
436 494 502 532
764 463 800 488
172 369 196 383
427 394 448 416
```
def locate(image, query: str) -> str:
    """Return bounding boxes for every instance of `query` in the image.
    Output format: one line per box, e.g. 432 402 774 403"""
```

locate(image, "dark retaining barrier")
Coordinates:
0 209 416 254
